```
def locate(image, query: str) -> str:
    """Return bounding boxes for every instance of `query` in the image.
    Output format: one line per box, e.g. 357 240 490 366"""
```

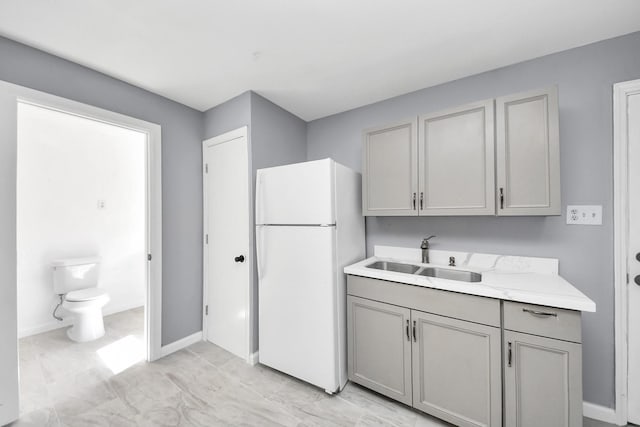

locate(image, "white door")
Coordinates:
256 158 335 225
628 88 640 424
203 127 250 359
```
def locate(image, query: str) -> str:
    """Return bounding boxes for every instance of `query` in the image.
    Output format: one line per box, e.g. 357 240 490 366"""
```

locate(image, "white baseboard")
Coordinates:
160 331 203 358
583 401 620 425
19 318 73 338
248 351 259 366
18 302 144 338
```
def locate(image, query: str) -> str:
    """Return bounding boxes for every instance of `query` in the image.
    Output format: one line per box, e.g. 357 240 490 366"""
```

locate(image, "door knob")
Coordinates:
234 255 245 263
636 252 640 262
635 275 640 286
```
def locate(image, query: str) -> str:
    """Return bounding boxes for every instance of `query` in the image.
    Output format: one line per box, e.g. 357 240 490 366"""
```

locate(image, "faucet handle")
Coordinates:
421 235 436 249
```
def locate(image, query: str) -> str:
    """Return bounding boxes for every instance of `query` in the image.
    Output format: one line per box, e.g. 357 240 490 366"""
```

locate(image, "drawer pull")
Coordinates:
523 308 557 317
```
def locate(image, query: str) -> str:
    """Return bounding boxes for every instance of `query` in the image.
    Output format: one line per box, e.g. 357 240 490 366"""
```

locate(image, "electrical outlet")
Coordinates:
566 205 602 225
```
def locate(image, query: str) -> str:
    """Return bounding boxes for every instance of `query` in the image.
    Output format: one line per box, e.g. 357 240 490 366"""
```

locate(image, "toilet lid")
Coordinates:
66 288 108 302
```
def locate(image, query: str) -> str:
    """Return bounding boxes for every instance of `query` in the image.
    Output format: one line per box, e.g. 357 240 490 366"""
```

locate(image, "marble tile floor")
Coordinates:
11 309 627 426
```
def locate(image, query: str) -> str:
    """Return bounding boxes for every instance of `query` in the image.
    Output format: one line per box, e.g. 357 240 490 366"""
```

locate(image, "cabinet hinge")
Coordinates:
627 273 630 284
205 234 208 244
205 305 209 316
205 164 208 173
147 254 152 261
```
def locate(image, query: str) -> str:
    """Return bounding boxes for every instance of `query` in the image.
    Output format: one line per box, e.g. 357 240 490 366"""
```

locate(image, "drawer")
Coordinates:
347 275 500 327
503 301 581 343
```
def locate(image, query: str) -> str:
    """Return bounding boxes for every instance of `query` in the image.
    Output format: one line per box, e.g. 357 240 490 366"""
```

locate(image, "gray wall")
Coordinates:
307 31 640 407
203 91 252 138
0 36 204 346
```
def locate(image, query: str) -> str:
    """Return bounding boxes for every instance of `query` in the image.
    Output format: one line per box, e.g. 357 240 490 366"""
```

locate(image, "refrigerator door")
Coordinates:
257 225 341 392
256 159 335 225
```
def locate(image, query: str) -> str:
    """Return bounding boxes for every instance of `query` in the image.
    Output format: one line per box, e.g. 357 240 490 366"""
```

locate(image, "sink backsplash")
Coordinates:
374 245 559 275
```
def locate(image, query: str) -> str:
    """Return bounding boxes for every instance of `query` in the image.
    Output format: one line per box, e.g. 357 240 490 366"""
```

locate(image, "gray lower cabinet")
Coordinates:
503 301 583 427
347 276 584 427
504 331 582 427
411 310 502 427
347 293 502 426
347 296 412 405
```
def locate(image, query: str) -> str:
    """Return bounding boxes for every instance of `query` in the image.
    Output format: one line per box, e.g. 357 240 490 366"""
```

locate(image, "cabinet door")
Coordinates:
504 331 582 427
418 100 495 215
347 296 413 405
411 310 502 427
496 87 560 215
362 118 418 216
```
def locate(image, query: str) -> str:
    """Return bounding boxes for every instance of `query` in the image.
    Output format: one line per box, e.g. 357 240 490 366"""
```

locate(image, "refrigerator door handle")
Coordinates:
257 225 265 280
256 174 264 224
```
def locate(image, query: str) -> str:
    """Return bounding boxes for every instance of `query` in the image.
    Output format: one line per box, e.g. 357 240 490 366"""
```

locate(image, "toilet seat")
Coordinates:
66 288 108 302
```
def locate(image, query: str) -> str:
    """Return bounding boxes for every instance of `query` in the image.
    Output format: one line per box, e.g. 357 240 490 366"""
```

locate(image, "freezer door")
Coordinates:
256 159 335 225
257 225 341 391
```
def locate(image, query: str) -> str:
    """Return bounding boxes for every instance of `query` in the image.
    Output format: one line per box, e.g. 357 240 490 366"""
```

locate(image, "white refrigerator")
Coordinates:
256 158 365 393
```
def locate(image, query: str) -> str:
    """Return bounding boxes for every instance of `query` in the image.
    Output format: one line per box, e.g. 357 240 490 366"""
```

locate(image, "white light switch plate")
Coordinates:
566 205 602 225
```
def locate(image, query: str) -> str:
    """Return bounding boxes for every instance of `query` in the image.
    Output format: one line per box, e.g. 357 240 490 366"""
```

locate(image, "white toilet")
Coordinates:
52 257 110 343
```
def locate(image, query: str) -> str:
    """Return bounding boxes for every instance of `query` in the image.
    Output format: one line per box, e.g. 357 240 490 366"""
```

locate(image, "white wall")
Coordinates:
17 102 147 337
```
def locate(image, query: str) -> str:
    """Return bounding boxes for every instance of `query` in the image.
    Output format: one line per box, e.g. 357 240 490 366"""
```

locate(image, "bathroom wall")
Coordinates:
16 102 147 337
306 31 640 408
0 36 203 346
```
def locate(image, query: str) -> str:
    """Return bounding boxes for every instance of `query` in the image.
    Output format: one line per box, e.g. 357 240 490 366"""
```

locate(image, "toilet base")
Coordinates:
67 309 106 343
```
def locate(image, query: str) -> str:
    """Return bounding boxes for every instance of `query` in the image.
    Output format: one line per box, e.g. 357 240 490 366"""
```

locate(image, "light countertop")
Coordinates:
344 246 596 312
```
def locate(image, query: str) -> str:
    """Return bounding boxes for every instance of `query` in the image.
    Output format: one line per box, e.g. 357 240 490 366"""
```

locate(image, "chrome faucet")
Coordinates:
421 236 436 263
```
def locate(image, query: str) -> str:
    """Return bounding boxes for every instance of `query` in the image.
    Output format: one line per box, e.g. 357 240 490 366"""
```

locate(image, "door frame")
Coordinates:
6 80 163 362
613 78 640 425
201 126 253 363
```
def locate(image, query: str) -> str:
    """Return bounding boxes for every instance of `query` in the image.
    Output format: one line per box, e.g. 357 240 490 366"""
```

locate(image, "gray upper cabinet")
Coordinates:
496 87 561 215
362 86 560 217
347 295 413 405
362 118 418 216
418 100 495 215
504 330 582 427
412 310 502 427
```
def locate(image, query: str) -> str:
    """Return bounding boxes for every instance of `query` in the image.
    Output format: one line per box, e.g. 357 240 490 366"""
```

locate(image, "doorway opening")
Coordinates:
15 99 160 418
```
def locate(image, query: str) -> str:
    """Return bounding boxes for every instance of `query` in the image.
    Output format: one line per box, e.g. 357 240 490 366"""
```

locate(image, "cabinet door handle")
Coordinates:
405 320 410 341
420 192 424 210
412 320 417 342
412 193 416 210
522 308 557 317
499 187 504 209
508 342 512 367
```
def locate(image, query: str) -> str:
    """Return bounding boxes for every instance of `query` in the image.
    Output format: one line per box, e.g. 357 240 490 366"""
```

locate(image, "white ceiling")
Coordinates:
1 1 639 121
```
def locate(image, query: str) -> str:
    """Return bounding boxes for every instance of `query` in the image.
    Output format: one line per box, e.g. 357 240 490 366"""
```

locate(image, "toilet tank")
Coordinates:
51 257 101 295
